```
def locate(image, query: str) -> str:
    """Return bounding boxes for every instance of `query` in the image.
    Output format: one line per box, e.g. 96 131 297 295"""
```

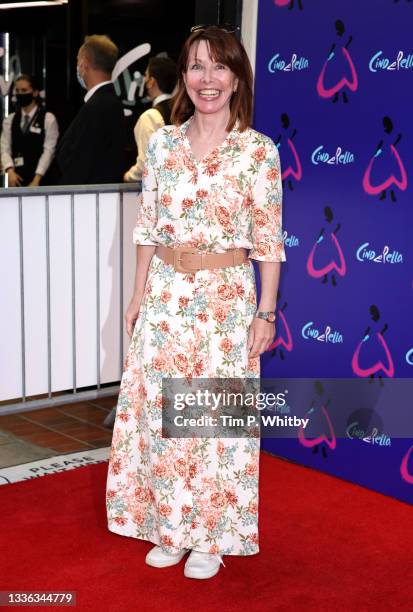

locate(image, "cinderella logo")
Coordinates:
311 145 355 165
283 230 299 248
275 113 302 191
347 424 391 446
356 242 403 264
351 304 395 379
346 408 390 445
268 53 309 72
362 116 407 202
369 50 413 72
400 444 413 485
306 206 346 285
302 322 343 343
317 19 358 103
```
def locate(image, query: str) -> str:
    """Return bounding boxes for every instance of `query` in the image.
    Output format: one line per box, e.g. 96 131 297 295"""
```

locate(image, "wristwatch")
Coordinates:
256 311 276 323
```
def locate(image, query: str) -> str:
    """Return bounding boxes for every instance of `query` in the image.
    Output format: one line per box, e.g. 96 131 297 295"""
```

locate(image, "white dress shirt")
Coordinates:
124 93 172 182
84 80 112 103
1 105 59 177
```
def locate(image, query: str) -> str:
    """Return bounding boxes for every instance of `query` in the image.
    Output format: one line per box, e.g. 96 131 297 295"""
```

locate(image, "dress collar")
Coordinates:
179 115 240 166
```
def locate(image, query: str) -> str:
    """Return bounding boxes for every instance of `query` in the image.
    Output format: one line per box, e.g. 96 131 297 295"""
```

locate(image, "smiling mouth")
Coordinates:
198 89 220 99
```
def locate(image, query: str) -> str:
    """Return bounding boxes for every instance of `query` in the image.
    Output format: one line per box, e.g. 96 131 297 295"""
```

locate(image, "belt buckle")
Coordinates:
174 248 202 273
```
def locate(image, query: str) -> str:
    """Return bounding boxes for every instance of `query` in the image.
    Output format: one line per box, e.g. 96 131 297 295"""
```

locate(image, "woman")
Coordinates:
106 25 286 580
0 74 59 187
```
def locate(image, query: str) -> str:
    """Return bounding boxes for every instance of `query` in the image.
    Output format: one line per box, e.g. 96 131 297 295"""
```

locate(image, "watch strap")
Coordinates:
256 311 276 322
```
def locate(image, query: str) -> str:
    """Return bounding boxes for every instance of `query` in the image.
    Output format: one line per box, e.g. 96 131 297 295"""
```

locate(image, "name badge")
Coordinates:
14 156 24 167
29 126 42 134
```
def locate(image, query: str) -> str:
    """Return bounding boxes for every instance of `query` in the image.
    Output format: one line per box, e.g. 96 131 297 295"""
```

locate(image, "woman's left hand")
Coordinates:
247 317 275 358
28 175 41 187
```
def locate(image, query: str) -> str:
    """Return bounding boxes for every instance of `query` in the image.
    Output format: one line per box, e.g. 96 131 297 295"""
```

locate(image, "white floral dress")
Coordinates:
106 116 286 556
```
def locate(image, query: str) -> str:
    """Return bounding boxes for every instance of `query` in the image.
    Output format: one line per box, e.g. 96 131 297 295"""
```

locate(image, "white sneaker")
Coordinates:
184 550 226 579
145 545 189 568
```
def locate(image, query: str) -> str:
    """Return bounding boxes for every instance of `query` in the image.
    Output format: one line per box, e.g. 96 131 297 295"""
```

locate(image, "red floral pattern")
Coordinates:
132 116 286 263
106 117 286 557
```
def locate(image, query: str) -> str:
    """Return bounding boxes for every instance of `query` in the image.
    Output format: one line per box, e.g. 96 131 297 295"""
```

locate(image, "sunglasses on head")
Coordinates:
190 24 239 34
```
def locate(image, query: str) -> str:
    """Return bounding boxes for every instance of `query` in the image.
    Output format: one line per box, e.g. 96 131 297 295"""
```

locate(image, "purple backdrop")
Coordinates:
253 0 413 503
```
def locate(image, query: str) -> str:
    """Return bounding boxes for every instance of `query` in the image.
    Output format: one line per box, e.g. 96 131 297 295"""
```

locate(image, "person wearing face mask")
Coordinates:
56 34 126 185
123 56 177 182
0 74 59 187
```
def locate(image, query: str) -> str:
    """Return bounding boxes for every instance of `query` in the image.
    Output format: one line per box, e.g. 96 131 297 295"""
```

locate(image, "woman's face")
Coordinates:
14 79 37 108
183 39 238 117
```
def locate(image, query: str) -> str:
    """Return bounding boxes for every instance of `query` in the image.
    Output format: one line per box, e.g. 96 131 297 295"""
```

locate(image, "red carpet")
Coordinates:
1 452 412 612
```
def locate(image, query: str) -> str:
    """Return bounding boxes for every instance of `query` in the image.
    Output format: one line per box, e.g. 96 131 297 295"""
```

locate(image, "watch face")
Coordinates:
267 312 276 322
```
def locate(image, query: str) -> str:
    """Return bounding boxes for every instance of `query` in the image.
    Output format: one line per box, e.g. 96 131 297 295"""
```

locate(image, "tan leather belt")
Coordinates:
155 245 249 273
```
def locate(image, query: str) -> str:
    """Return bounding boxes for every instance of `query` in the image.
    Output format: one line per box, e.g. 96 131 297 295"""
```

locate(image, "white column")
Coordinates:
241 0 259 76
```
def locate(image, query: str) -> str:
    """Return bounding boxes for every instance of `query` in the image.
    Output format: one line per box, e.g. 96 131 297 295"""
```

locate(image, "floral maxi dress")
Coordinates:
106 117 286 556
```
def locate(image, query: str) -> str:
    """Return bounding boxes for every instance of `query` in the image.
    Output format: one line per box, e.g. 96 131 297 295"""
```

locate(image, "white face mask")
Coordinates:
76 66 87 89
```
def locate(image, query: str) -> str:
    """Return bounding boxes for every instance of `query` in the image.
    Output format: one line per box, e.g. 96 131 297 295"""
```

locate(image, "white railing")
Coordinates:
0 183 139 414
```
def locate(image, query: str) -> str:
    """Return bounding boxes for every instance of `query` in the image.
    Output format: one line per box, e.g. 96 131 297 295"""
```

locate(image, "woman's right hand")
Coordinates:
125 295 143 338
7 168 23 187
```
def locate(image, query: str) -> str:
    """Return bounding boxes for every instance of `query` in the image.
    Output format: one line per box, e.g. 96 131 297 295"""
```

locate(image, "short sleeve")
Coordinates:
248 139 286 263
132 132 159 246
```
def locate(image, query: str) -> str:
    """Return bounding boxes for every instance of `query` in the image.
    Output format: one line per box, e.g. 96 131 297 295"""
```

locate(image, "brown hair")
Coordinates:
80 35 119 75
15 74 40 91
171 26 253 132
147 56 177 94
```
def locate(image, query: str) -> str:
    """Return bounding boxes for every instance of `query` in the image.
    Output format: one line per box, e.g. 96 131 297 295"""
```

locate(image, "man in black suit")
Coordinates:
57 34 126 185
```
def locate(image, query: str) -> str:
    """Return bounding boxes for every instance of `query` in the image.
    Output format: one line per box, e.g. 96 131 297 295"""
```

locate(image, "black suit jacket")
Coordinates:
57 83 126 185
